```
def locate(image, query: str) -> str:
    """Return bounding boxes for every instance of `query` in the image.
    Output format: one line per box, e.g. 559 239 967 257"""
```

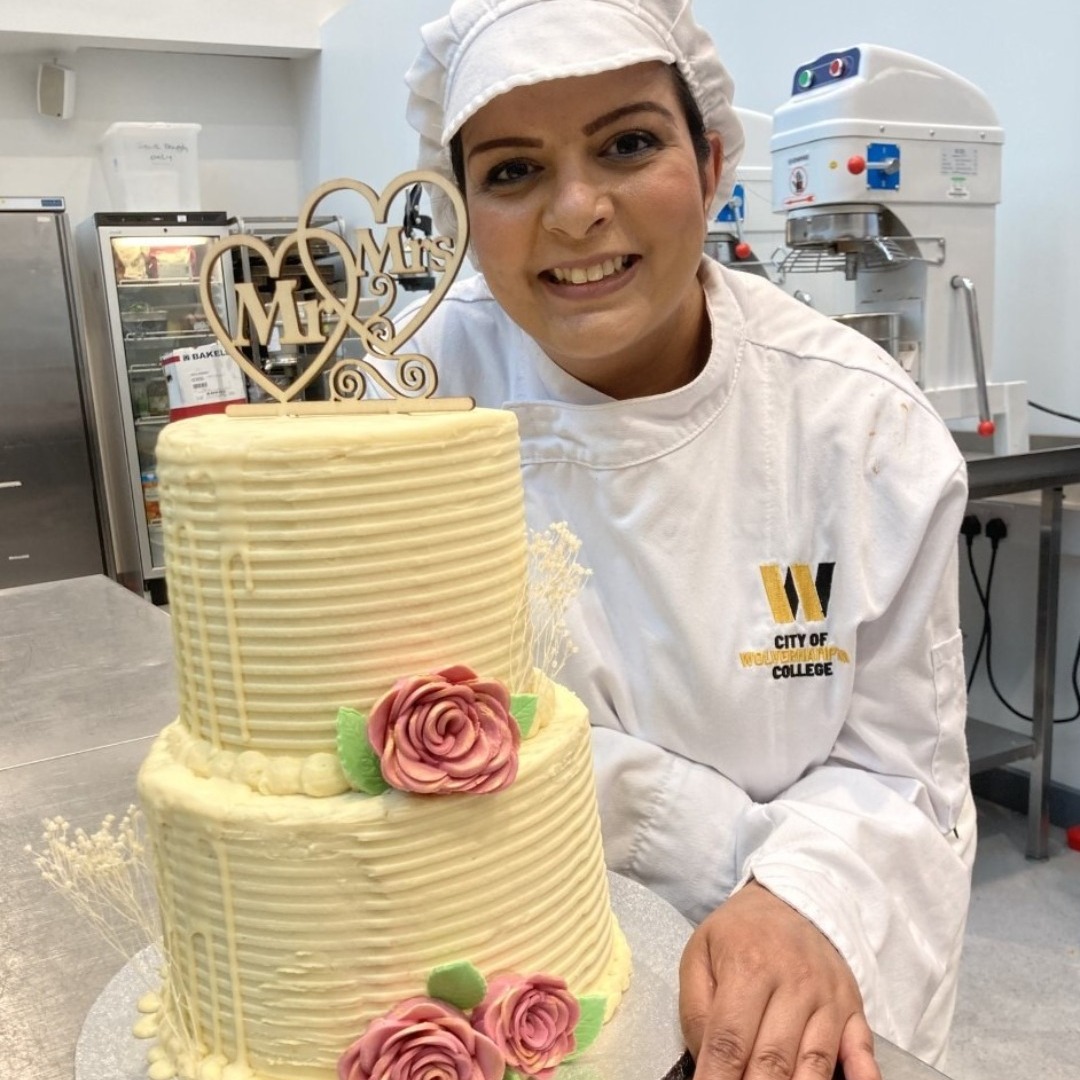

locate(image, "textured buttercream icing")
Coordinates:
139 408 630 1080
156 410 534 765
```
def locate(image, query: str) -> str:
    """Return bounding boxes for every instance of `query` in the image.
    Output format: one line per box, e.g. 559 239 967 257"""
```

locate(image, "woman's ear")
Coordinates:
702 131 725 214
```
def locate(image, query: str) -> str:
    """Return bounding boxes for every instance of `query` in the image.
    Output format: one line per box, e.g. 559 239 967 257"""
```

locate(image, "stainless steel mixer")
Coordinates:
770 44 1028 454
706 108 778 280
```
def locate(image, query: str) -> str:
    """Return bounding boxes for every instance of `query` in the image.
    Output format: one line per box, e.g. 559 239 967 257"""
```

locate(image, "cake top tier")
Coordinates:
157 409 533 797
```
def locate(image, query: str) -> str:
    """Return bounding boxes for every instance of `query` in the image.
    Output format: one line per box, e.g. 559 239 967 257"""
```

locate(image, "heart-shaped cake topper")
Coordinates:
198 170 470 408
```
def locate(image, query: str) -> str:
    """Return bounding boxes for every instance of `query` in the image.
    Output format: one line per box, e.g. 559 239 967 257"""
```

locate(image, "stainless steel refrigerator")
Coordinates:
0 197 107 588
77 211 239 600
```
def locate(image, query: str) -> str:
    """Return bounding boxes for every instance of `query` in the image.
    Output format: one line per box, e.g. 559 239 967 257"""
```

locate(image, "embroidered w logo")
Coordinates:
759 563 835 624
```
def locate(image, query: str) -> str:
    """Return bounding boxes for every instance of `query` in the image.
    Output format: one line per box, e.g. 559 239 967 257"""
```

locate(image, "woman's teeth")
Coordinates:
550 256 629 284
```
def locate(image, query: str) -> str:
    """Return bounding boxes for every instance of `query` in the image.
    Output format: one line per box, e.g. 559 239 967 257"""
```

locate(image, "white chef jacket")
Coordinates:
409 257 975 1065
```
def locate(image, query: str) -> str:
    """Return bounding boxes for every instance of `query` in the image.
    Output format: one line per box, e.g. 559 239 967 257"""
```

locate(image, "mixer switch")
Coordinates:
829 58 847 78
867 143 901 190
847 156 867 175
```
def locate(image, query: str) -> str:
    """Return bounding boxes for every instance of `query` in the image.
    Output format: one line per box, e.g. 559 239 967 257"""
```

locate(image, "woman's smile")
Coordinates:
543 253 637 287
459 61 723 399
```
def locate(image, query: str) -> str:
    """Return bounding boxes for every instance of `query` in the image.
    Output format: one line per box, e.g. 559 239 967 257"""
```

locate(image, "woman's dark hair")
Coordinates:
670 65 712 167
449 64 711 194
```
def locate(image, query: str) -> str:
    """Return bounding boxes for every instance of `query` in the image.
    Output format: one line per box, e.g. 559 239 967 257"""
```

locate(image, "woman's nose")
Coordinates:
541 170 613 239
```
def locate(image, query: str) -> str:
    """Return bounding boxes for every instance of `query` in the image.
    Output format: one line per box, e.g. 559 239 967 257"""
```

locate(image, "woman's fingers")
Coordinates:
835 1013 881 1080
691 965 774 1079
678 920 717 1060
679 881 881 1080
694 983 851 1080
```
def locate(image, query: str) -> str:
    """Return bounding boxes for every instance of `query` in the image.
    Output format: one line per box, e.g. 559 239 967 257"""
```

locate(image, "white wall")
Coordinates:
0 0 348 56
305 0 447 201
0 47 306 224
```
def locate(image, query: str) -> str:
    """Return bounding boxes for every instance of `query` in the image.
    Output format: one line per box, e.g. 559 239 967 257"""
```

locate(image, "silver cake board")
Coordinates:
76 872 694 1080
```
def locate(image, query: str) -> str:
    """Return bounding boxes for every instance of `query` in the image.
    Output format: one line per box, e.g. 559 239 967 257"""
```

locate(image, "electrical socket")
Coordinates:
966 499 1014 535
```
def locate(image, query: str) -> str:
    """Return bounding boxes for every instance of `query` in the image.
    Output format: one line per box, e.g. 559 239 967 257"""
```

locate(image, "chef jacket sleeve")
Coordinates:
592 725 756 918
734 457 974 1065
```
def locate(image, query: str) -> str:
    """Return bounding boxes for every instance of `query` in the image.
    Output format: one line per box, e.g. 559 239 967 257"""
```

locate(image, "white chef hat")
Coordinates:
405 0 745 239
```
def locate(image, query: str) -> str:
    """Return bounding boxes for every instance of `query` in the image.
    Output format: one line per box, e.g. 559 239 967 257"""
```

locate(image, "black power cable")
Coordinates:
964 516 1080 723
1029 401 1080 425
961 515 988 692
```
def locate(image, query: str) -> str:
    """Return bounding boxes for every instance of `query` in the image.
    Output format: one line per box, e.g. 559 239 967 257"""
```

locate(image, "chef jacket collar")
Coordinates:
509 257 742 469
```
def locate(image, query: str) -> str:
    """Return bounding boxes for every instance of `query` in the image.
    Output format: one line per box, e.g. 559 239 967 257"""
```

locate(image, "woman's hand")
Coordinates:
679 881 882 1080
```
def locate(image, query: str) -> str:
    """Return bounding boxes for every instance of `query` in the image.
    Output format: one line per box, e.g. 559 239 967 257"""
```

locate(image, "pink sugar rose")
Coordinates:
472 975 580 1080
338 998 505 1080
367 665 520 794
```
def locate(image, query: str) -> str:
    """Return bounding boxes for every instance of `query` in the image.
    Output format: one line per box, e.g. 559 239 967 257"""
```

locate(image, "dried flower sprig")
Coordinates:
519 522 592 683
25 807 159 971
26 807 201 1063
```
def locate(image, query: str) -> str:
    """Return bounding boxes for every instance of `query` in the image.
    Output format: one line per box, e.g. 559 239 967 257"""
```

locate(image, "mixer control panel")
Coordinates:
792 48 861 95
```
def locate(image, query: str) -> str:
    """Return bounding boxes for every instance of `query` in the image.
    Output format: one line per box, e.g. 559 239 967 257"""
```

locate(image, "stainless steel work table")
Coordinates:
2 575 949 1080
965 445 1080 860
2 575 175 1080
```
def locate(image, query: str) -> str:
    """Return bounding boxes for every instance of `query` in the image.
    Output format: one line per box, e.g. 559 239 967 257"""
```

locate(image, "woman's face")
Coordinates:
459 62 723 400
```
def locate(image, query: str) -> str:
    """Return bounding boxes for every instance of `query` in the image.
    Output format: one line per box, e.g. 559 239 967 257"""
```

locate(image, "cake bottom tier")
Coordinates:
137 685 632 1080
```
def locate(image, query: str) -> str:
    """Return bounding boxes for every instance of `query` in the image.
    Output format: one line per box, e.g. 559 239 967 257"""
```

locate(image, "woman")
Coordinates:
405 2 975 1078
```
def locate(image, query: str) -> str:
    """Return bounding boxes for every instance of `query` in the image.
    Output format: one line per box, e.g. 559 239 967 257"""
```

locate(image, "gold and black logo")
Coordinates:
739 562 849 681
759 562 834 624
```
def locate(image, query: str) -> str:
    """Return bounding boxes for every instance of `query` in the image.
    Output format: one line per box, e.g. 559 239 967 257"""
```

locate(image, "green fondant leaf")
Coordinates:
567 994 607 1058
335 707 389 795
426 961 488 1011
510 694 539 738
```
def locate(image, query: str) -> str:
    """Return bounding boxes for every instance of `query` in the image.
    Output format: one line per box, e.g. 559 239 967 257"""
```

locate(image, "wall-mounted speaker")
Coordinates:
37 63 76 120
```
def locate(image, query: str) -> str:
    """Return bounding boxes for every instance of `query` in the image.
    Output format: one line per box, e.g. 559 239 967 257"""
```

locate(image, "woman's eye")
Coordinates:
605 131 659 158
485 159 537 186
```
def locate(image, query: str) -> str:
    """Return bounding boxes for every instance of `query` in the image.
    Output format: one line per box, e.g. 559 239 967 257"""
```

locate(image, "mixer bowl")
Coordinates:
785 204 886 251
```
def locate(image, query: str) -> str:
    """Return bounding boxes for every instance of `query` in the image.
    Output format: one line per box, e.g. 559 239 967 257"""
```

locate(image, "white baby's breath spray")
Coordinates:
26 807 158 968
26 807 200 1063
521 521 592 683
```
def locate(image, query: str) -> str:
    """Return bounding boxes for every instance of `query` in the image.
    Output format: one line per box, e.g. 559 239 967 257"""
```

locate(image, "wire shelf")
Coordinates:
774 235 946 278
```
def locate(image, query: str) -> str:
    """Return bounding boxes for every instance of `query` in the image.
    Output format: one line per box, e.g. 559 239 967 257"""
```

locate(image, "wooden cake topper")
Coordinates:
199 171 472 414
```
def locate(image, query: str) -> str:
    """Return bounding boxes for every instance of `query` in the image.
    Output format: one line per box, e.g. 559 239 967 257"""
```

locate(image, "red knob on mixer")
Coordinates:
977 419 997 437
734 242 752 260
847 156 867 175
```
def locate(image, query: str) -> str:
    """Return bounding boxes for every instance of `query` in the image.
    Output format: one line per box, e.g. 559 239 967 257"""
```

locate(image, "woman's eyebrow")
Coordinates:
582 101 676 135
467 136 543 161
466 101 677 161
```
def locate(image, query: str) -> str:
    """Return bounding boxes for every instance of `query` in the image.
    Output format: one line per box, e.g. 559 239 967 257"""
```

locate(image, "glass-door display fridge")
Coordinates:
77 212 240 600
